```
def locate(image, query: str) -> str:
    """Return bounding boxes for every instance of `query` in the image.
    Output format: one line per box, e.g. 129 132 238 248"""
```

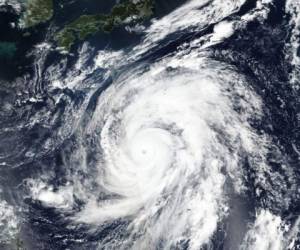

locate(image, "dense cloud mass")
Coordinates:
0 0 299 249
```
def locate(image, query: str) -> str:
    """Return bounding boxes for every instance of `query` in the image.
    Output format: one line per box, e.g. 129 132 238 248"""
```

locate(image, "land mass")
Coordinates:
55 0 154 51
22 0 53 28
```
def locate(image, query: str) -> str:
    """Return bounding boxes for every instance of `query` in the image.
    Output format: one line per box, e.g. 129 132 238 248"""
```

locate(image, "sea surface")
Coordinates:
0 0 300 249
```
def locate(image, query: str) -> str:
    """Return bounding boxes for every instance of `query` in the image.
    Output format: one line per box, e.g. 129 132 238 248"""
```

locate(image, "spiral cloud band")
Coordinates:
10 0 298 249
61 52 266 249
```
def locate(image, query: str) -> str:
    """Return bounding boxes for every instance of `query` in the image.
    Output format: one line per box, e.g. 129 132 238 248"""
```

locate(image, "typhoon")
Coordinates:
0 0 300 250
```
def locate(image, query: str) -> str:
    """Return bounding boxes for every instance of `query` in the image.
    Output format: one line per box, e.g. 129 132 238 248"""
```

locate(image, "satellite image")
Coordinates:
0 0 299 249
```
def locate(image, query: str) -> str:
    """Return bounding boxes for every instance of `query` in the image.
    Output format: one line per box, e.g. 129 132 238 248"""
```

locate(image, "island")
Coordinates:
55 0 154 51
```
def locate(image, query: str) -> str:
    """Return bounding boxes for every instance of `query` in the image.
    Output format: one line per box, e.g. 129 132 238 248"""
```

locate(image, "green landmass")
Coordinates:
23 0 53 28
55 0 154 51
0 42 17 58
